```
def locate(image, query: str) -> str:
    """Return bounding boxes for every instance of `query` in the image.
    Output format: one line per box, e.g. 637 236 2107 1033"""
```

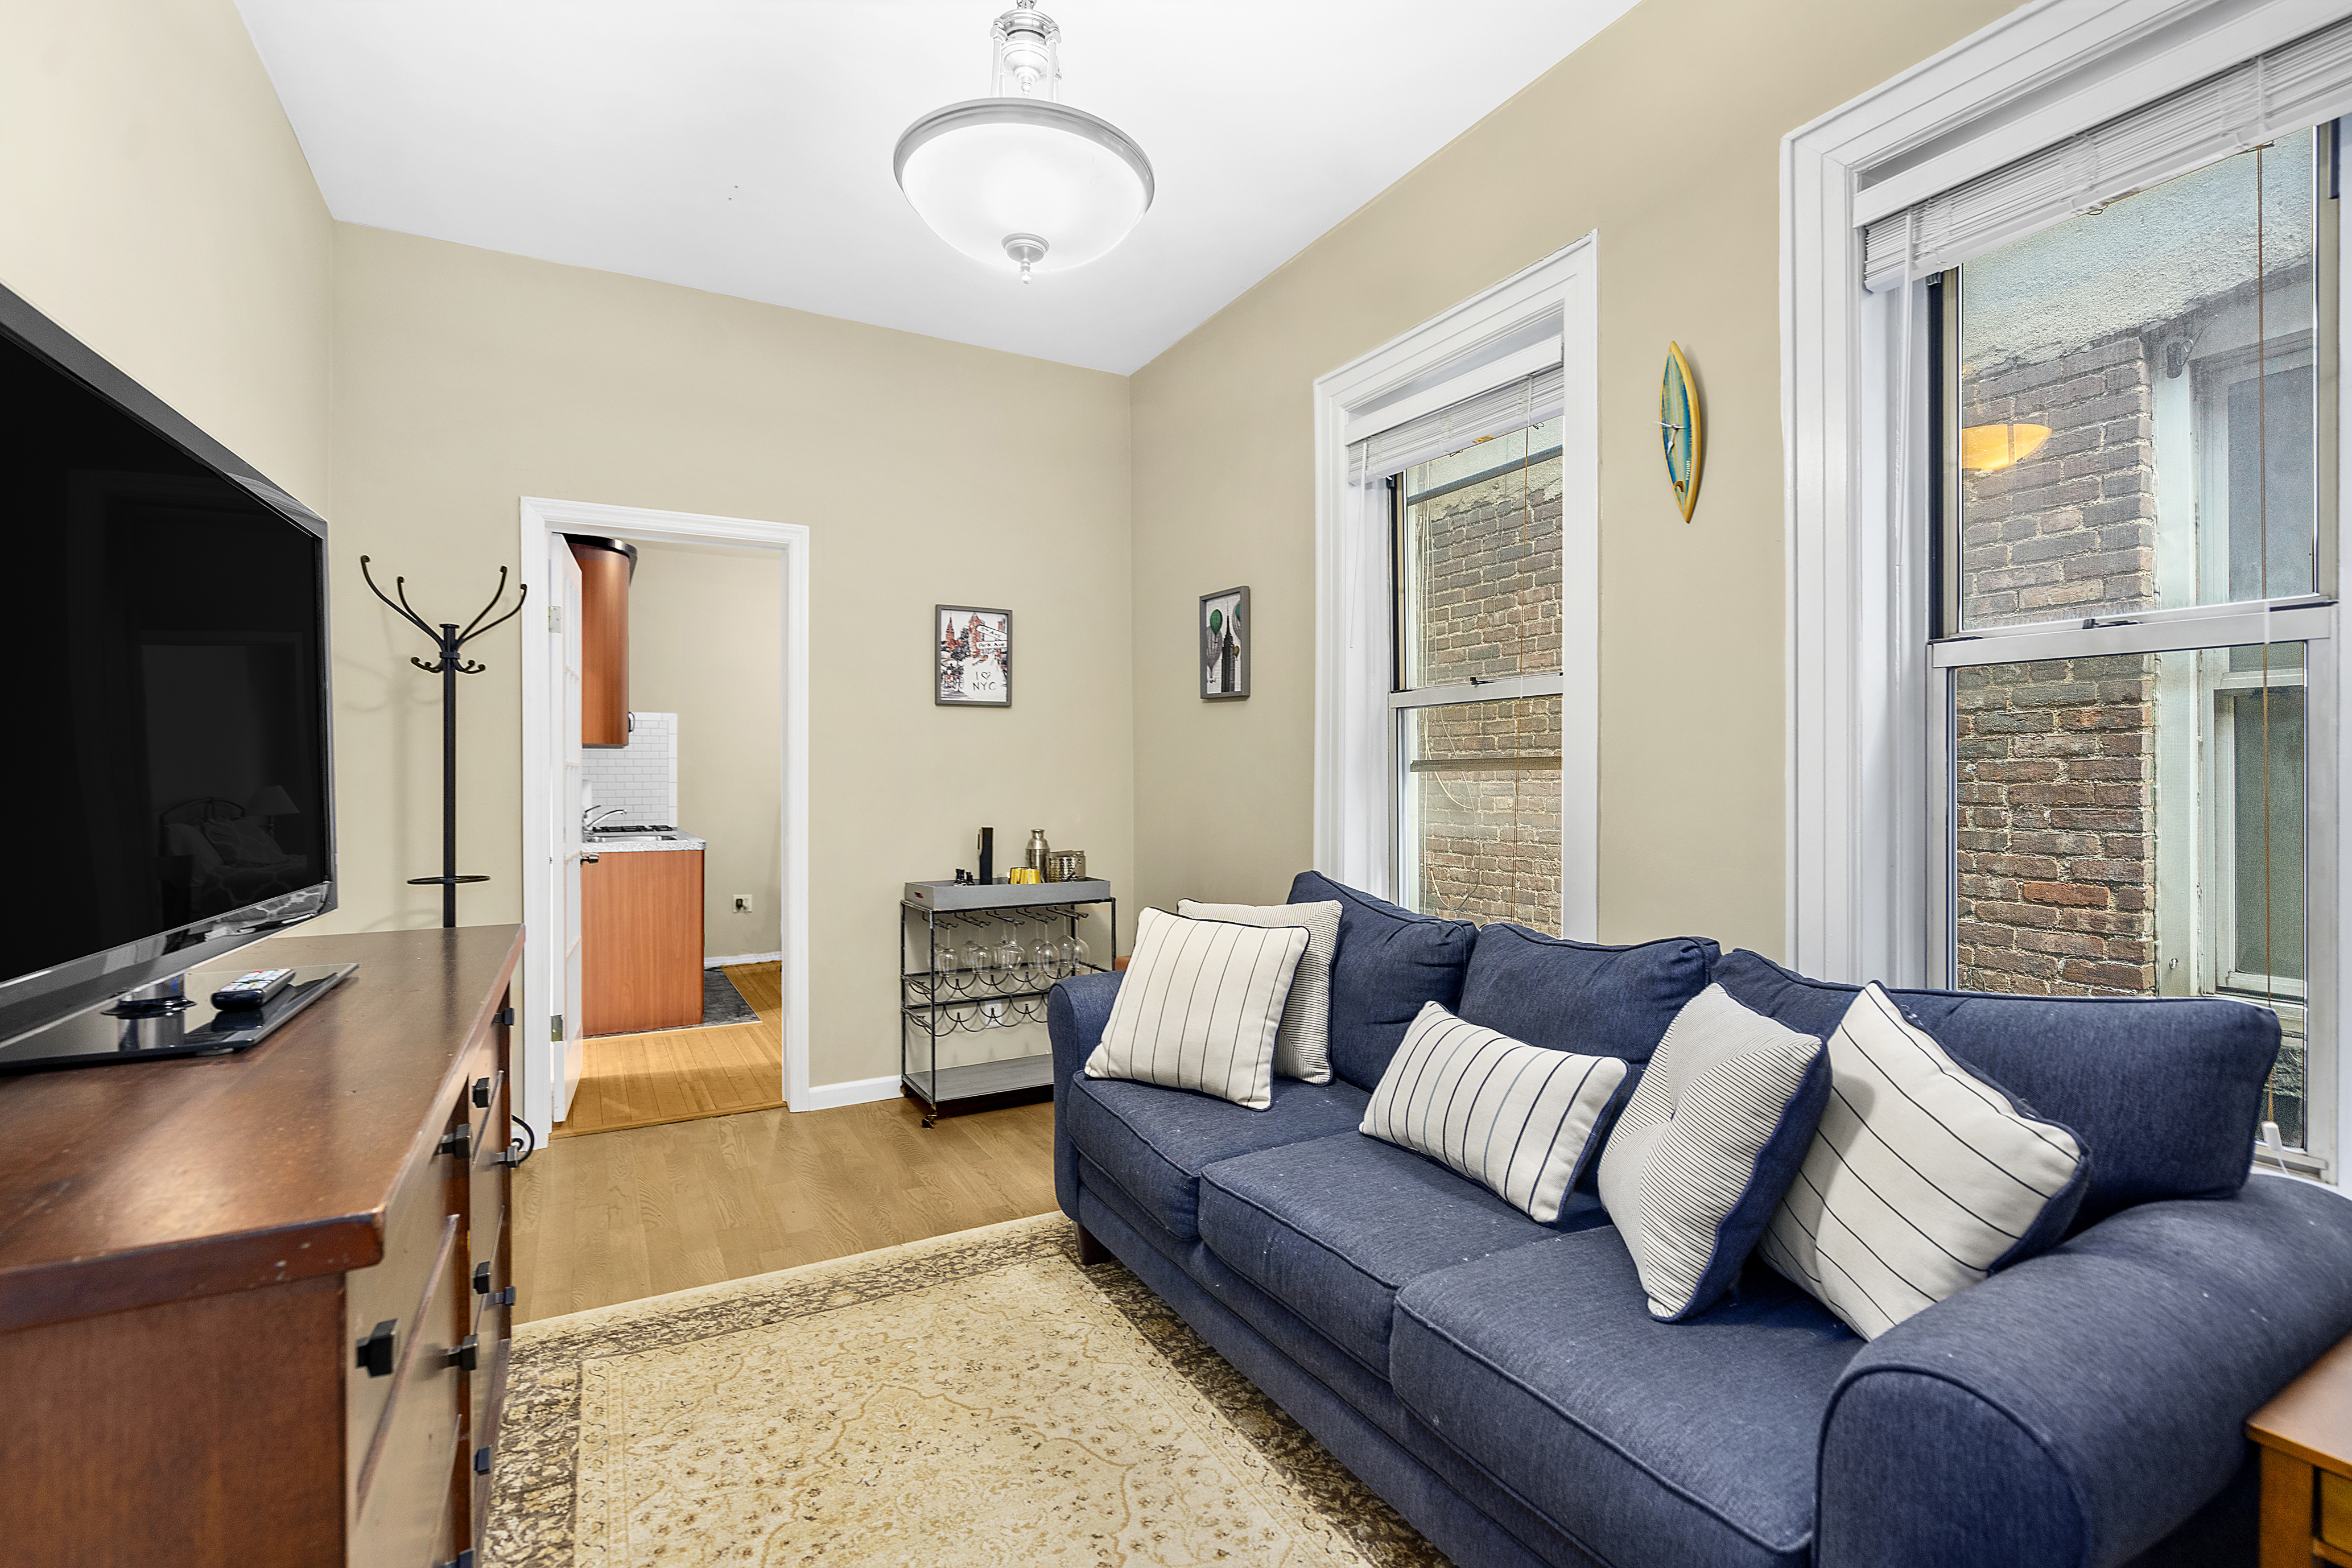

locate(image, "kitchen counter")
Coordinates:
584 831 707 854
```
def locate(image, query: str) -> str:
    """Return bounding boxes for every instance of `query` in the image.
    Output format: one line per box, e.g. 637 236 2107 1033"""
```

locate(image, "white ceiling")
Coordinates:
234 1 1637 375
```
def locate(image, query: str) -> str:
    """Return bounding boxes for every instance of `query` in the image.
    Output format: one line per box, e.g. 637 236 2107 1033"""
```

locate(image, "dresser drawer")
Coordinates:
345 1107 469 1503
350 1214 469 1568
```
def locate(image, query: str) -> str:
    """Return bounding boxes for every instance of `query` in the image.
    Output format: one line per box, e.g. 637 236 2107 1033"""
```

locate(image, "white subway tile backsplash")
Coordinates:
581 712 678 824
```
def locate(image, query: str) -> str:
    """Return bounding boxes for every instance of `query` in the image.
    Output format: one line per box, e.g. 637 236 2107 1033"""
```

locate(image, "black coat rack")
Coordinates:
360 556 529 928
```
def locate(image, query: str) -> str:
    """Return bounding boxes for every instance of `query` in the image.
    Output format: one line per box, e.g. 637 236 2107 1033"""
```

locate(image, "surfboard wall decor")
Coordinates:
1660 342 1703 522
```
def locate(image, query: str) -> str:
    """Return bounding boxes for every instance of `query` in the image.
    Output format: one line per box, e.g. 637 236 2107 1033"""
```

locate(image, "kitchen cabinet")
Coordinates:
568 535 635 748
583 846 705 1034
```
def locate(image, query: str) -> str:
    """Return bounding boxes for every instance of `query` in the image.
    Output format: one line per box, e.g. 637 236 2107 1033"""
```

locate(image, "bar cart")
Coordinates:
901 878 1116 1125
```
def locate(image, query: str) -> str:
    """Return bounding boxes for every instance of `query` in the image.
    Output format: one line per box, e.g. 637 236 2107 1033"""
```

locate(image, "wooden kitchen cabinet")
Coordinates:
568 535 635 748
583 848 705 1034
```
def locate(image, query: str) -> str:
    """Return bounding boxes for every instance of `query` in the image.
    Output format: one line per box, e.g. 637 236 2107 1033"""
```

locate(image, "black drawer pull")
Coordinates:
474 1445 493 1475
438 1553 476 1568
473 1261 492 1294
472 1075 493 1108
494 1285 515 1307
447 1334 480 1373
355 1319 396 1377
438 1124 472 1160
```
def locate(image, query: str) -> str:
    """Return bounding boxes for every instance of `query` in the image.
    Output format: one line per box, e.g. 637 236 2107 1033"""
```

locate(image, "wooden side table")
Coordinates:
2249 1330 2352 1567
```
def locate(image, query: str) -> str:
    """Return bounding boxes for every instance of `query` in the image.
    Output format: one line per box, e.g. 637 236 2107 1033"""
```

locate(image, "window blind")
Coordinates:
1861 13 2352 292
1347 362 1565 482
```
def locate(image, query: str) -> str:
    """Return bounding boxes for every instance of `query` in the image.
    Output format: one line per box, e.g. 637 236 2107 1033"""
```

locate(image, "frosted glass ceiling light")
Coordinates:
893 2 1154 283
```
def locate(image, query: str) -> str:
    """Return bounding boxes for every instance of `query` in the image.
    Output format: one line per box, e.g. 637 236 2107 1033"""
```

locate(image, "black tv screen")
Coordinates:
0 285 334 1045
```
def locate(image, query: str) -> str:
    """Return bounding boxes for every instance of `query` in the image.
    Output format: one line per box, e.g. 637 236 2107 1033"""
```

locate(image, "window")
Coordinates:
1390 417 1565 926
1933 128 2337 1159
1312 240 1598 936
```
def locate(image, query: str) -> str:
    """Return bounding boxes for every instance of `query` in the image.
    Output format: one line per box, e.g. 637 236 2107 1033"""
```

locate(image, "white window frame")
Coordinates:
1785 0 2352 1183
1312 239 1599 935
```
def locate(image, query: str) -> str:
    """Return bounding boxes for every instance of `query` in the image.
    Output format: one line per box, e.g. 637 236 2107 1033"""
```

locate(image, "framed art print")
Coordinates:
936 605 1012 706
1200 587 1249 700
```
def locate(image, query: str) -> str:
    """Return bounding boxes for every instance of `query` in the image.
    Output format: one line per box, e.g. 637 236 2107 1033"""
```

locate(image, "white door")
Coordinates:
551 539 587 1119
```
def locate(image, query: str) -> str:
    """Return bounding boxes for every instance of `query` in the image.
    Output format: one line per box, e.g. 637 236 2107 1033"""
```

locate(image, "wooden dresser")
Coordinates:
0 925 522 1568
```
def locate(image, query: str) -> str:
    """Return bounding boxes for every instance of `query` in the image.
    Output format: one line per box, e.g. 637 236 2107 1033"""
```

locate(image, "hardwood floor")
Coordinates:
555 962 785 1138
511 1092 1058 1321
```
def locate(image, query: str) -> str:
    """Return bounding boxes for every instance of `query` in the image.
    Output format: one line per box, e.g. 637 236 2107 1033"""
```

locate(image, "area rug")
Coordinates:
487 1214 1449 1567
699 967 758 1028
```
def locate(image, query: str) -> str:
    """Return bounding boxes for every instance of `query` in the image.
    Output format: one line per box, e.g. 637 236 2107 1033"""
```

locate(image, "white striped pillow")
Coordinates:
1757 983 2090 1340
1179 898 1341 1084
1084 907 1311 1110
1360 1001 1628 1224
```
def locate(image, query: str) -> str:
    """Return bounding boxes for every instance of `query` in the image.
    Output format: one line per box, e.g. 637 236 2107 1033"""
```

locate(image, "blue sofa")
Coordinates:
1047 873 2352 1568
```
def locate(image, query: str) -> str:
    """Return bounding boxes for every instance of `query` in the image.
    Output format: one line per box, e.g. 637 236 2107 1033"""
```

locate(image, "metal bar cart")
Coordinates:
900 878 1116 1126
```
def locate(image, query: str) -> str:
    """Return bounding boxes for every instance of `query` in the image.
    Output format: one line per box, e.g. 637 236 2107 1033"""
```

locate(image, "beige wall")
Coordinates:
623 540 786 959
0 0 333 509
1127 0 2014 956
320 225 1134 1088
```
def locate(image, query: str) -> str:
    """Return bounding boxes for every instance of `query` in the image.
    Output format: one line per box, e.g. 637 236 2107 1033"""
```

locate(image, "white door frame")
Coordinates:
516 497 812 1131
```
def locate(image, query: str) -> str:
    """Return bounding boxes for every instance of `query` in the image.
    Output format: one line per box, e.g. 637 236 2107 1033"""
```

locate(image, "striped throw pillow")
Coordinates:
1757 983 2090 1339
1598 984 1829 1321
1083 907 1311 1110
1360 1001 1628 1224
1179 898 1341 1083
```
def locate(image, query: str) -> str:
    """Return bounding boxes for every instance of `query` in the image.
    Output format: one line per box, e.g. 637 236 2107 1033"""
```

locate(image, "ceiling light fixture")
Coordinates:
893 2 1155 283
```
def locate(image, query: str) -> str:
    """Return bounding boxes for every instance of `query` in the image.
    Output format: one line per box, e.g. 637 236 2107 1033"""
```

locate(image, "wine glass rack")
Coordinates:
900 885 1116 1125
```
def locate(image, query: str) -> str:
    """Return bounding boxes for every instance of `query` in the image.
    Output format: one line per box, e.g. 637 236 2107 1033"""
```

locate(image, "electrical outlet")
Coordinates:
732 894 755 914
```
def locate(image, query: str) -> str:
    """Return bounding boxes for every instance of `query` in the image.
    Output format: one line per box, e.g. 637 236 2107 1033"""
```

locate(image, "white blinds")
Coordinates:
1347 362 1565 482
1862 13 2352 292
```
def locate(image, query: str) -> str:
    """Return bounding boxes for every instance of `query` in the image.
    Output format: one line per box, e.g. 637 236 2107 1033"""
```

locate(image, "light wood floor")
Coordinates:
512 1093 1058 1321
555 962 785 1138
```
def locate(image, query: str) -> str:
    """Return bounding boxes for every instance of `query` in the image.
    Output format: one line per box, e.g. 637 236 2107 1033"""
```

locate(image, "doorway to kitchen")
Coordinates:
516 500 809 1140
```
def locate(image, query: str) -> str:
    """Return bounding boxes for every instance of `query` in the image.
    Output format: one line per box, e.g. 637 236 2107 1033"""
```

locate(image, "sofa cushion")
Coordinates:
1085 906 1311 1109
1598 983 1829 1320
1289 871 1477 1091
1393 1229 1862 1568
1757 983 2088 1340
1455 921 1719 1065
1198 1132 1596 1375
1062 1072 1369 1243
1362 1001 1627 1223
1181 898 1343 1083
1711 949 2274 1224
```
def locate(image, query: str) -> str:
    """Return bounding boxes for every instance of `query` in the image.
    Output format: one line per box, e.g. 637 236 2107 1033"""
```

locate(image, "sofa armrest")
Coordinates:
1817 1174 2352 1568
1047 971 1123 1220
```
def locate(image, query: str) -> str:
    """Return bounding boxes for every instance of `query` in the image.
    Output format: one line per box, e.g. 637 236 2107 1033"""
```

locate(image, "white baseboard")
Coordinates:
792 1074 902 1112
705 951 783 968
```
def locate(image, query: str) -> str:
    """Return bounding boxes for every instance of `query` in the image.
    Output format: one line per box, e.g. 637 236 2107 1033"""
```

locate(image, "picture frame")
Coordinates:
1200 586 1249 700
935 605 1012 707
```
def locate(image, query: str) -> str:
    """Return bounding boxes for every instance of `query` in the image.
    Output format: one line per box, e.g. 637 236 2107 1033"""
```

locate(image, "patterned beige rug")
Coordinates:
486 1213 1450 1567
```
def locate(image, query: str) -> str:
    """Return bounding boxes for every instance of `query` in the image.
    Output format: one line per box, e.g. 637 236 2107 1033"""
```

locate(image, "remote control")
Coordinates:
211 968 294 1010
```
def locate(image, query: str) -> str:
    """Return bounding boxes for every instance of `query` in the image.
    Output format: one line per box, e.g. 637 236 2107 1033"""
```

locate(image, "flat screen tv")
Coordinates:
0 281 336 1058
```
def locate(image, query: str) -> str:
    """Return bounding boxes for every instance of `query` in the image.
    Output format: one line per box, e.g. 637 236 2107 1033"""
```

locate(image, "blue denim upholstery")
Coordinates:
1049 972 1123 1218
1393 1230 1859 1568
1455 923 1719 1064
1197 1132 1596 1374
1049 899 2352 1568
1710 949 2280 1222
1815 1175 2352 1568
1062 1072 1369 1242
1290 871 1477 1090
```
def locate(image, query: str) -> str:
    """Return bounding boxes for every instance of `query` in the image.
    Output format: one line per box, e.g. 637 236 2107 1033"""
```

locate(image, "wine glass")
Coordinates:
995 933 1024 988
964 938 991 989
1031 935 1062 983
1064 933 1091 975
934 943 962 997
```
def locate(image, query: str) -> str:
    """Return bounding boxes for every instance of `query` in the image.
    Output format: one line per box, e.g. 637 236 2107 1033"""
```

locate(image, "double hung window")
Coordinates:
1388 412 1565 927
1928 127 2338 1160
